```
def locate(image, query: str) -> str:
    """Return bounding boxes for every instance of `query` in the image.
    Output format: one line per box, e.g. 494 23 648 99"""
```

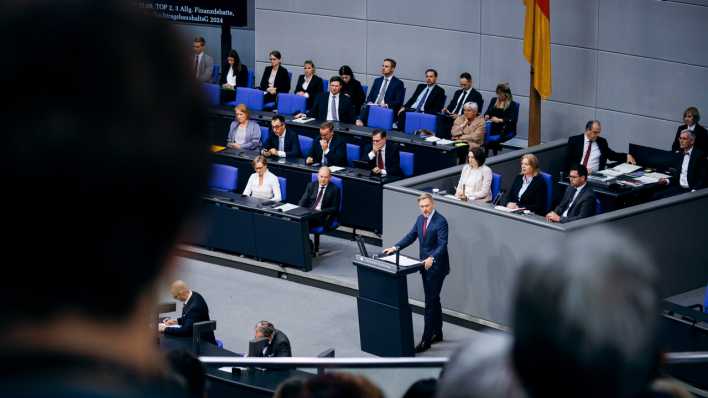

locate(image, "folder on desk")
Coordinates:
211 145 226 152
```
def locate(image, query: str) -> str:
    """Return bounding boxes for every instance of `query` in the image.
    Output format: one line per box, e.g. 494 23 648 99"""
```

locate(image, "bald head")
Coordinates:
170 280 190 302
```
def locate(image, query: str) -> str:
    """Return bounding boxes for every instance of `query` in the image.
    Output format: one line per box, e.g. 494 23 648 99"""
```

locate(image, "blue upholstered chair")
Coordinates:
540 171 553 213
278 176 287 202
399 151 414 177
346 143 360 167
309 173 343 253
322 79 329 92
259 126 269 146
209 164 238 192
484 101 520 155
226 87 264 110
211 64 220 84
298 135 314 158
201 83 221 107
362 85 368 97
491 173 502 200
276 93 307 116
247 70 254 88
216 339 224 349
404 112 437 135
367 105 394 130
595 198 603 215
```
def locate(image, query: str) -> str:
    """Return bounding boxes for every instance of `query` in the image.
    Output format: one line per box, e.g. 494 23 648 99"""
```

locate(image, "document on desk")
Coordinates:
291 117 315 124
644 172 670 180
494 205 523 213
437 139 454 145
424 136 441 142
275 203 299 212
597 168 624 177
328 166 345 173
636 175 662 184
610 163 642 174
379 254 421 267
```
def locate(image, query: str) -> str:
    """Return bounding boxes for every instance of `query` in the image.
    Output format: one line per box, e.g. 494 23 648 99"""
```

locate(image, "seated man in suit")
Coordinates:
566 120 635 173
655 129 707 199
159 280 216 345
546 164 596 223
262 115 301 158
363 129 402 177
305 121 347 167
252 320 292 357
294 76 354 124
355 58 405 127
396 68 446 132
442 72 484 117
299 166 340 229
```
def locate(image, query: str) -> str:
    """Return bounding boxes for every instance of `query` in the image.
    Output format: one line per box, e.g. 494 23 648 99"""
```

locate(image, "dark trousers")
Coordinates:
421 269 446 343
653 185 691 200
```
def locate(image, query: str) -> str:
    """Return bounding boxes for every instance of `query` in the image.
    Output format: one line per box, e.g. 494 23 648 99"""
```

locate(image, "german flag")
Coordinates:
523 0 552 99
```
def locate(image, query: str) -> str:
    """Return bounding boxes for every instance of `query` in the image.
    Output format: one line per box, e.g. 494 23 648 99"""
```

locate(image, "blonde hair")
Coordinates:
521 153 540 175
234 103 250 119
417 192 433 203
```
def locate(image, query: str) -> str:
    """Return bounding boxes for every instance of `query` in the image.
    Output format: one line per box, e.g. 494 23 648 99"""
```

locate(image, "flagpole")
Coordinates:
528 1 541 147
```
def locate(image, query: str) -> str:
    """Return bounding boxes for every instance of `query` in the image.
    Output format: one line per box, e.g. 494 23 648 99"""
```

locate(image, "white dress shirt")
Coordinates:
243 170 282 201
582 137 601 172
268 67 277 87
302 76 311 97
326 94 339 121
518 175 533 201
368 145 387 175
453 89 471 114
680 148 692 188
276 132 286 157
562 183 586 218
456 164 493 201
314 184 328 211
226 66 236 86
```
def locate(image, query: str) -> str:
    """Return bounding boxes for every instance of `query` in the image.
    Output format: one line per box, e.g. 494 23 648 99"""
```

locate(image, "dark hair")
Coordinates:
256 320 275 338
274 377 306 398
271 115 286 124
0 1 210 323
227 49 242 72
372 129 387 139
329 76 343 85
304 59 315 69
459 72 472 81
166 350 207 398
338 65 355 79
301 373 384 398
320 121 335 132
512 227 660 398
585 120 601 131
569 163 588 178
269 50 282 60
384 58 397 68
402 378 437 398
683 106 700 123
425 68 438 77
193 36 205 45
469 147 486 166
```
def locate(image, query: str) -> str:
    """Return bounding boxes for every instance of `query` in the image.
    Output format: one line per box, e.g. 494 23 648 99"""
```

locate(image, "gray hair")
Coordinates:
462 101 478 112
679 129 696 140
437 333 526 398
512 226 660 398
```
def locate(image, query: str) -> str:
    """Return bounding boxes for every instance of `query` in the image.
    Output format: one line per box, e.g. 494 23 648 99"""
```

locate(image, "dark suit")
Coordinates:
308 93 355 124
362 142 402 177
398 84 446 131
565 134 626 172
359 75 406 124
671 124 708 154
342 78 366 116
654 148 707 199
553 184 596 223
446 88 484 115
219 63 249 88
395 211 449 344
298 181 341 229
504 174 548 216
262 330 292 357
259 66 291 103
293 74 324 109
307 134 347 167
163 291 216 344
263 128 301 158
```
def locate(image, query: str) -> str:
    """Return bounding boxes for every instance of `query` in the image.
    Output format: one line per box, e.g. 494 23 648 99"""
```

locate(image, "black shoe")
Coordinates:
431 333 443 344
415 341 431 354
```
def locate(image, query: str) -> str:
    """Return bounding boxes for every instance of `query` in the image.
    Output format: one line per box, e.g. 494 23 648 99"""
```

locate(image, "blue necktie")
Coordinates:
415 87 430 112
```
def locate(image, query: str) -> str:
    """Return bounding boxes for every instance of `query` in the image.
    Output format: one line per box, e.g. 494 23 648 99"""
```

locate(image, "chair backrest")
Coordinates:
404 112 437 135
703 283 708 313
362 84 368 97
491 173 502 200
484 120 493 140
595 198 603 215
276 93 307 115
310 173 343 212
211 64 221 84
298 135 314 157
346 143 360 167
399 151 414 177
259 126 269 145
367 105 394 130
287 71 292 82
235 87 265 111
322 79 329 92
247 70 254 88
209 164 238 192
201 83 221 107
540 171 553 212
278 176 287 202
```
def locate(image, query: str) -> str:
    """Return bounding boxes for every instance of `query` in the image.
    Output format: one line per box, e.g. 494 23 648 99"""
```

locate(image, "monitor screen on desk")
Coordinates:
629 144 681 171
248 338 269 357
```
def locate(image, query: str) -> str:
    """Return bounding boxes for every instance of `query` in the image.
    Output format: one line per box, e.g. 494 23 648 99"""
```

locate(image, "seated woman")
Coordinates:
227 104 261 150
219 49 249 103
243 155 282 202
259 50 291 104
451 102 485 150
503 153 547 215
339 65 365 116
671 106 707 153
484 82 518 154
456 147 492 202
294 60 324 110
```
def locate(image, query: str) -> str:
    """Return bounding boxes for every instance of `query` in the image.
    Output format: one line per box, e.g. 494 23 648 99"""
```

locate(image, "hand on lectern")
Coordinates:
383 247 397 255
423 257 433 269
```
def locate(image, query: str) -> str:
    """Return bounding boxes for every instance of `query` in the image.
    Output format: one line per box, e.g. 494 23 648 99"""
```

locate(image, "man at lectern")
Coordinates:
383 193 449 353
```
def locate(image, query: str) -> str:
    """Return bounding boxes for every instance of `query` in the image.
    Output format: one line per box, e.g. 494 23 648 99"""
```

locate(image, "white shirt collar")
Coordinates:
184 290 193 305
425 210 435 220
